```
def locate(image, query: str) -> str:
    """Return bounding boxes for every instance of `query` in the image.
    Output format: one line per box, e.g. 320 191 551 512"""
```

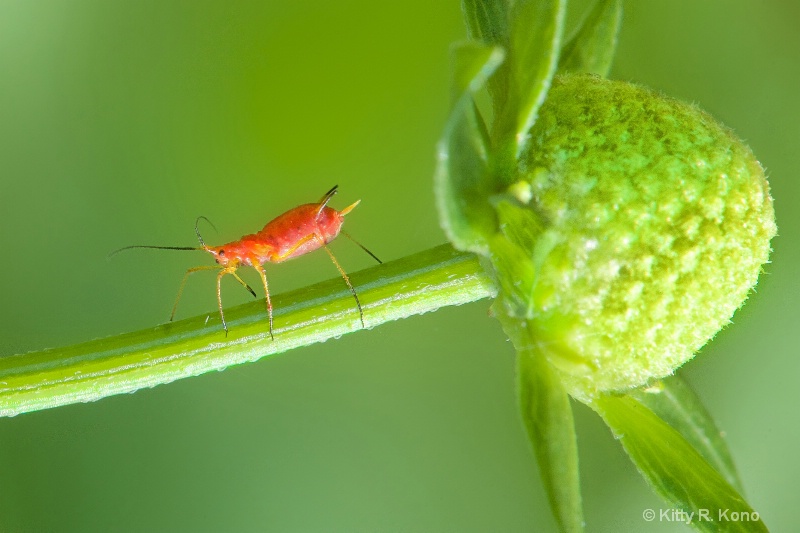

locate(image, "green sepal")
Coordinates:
494 0 566 162
435 42 505 255
461 0 511 111
496 310 585 533
488 234 536 318
593 394 767 532
558 0 622 77
518 346 584 533
462 0 510 47
489 198 545 317
629 374 745 493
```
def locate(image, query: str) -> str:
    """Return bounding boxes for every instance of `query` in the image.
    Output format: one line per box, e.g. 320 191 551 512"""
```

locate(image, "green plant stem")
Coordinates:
0 244 495 417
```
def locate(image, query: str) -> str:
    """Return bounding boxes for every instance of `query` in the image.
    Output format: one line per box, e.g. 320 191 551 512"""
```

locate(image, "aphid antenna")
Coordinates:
194 215 217 249
107 244 201 259
107 215 217 259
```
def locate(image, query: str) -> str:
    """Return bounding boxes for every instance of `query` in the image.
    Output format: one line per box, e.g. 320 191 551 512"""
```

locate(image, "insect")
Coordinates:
113 185 382 337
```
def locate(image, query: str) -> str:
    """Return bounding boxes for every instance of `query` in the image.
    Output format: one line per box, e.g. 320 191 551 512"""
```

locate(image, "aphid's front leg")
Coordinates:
251 262 274 340
215 266 239 336
229 271 257 299
171 265 221 322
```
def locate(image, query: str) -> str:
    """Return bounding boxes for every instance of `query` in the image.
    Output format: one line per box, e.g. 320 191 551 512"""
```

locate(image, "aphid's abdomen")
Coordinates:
257 204 343 263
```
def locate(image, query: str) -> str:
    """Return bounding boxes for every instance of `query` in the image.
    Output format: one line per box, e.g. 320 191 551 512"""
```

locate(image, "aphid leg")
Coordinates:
215 267 239 336
319 240 366 328
171 265 221 322
340 231 382 264
274 233 317 261
230 271 258 299
251 262 274 340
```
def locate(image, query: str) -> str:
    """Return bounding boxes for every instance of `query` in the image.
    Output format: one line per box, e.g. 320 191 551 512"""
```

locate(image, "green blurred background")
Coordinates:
0 1 797 531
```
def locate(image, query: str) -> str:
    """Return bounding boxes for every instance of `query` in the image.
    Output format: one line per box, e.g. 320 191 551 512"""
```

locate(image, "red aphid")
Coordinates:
114 185 381 337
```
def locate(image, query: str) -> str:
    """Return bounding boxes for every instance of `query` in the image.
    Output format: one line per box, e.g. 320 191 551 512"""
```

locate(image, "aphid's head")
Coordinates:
206 246 238 267
194 216 236 267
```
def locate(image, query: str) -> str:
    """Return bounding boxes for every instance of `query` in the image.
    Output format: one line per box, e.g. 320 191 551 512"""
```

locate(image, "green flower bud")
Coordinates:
494 74 776 400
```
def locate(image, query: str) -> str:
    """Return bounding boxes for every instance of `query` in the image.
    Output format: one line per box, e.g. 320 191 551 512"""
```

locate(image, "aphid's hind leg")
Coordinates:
319 239 366 329
251 262 274 341
171 265 221 322
340 231 382 264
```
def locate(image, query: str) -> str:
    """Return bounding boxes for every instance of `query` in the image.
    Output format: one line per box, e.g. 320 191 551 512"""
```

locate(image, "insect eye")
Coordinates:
218 250 225 256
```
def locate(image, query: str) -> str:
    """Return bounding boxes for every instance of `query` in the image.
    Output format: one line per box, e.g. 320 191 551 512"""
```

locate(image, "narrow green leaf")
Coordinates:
435 42 505 254
0 245 496 417
594 395 767 533
629 374 745 493
488 234 536 317
462 0 509 45
496 308 584 533
558 0 622 76
517 341 584 533
461 0 511 109
497 0 566 161
489 200 546 317
451 42 506 101
494 198 545 257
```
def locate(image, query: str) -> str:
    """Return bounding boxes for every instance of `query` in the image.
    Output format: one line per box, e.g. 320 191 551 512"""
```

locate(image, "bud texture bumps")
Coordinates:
503 74 776 399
